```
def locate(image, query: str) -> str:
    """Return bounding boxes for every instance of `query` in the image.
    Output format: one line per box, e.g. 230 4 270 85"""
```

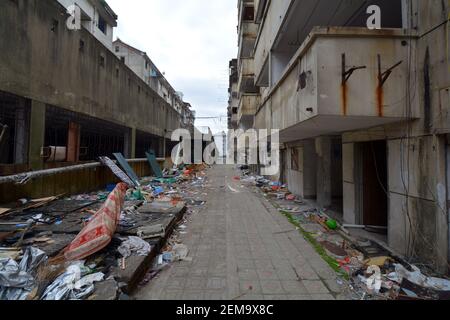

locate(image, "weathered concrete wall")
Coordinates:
0 160 153 204
0 0 183 141
253 0 293 81
286 145 304 197
340 0 450 272
388 136 447 271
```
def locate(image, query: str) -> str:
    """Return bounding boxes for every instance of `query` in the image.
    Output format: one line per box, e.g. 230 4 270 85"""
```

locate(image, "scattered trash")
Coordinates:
0 162 210 300
118 236 152 258
0 247 47 300
41 261 104 300
235 166 450 301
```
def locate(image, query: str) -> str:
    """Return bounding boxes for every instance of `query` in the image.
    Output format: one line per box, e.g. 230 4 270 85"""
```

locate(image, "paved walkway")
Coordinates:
135 165 343 300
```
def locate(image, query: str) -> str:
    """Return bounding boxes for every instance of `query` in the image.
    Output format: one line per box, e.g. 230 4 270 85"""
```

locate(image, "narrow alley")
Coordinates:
135 165 342 300
1 0 450 306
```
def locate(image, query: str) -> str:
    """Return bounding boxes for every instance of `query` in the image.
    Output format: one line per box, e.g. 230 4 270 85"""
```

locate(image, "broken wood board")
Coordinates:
0 208 11 216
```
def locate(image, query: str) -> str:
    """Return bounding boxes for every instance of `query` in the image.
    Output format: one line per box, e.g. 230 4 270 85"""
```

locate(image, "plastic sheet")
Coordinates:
0 247 47 300
41 261 104 300
118 236 151 258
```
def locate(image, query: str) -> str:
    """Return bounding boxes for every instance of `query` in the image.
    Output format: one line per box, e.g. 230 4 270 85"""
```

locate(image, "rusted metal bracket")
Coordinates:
342 54 366 84
378 54 403 87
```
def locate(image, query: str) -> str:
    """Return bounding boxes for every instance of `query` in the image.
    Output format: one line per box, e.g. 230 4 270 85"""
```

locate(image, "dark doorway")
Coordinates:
361 140 388 228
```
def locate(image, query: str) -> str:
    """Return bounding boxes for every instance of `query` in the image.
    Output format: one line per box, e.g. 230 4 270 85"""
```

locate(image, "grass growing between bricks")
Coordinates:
279 210 348 280
256 188 349 280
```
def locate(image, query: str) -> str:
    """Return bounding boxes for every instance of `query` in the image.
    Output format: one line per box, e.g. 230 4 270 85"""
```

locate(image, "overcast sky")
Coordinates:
107 0 237 133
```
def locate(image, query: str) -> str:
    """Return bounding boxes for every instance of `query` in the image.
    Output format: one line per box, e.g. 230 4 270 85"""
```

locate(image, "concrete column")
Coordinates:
14 99 29 164
162 137 166 158
303 139 317 199
343 143 357 224
124 127 136 159
446 137 450 267
130 127 136 159
28 100 46 170
66 122 80 162
316 136 332 208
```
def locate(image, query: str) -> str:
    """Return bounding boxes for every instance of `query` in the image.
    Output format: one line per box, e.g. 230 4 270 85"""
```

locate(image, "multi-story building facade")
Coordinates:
57 0 117 51
227 59 239 130
236 0 260 130
0 0 194 203
231 0 450 273
113 39 186 113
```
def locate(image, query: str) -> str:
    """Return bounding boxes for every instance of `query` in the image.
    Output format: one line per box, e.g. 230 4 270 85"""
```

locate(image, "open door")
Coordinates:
361 141 388 229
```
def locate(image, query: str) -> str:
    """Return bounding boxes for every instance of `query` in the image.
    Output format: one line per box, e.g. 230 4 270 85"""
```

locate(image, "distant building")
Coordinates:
227 59 239 130
57 0 118 51
113 38 187 114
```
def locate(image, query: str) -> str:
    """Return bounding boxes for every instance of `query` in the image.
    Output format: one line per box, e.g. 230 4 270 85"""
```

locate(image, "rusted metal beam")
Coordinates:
341 53 366 84
378 54 403 87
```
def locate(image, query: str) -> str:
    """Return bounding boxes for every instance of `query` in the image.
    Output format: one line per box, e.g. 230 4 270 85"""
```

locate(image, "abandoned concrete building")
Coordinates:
113 38 194 120
0 0 195 202
57 0 118 52
229 0 450 273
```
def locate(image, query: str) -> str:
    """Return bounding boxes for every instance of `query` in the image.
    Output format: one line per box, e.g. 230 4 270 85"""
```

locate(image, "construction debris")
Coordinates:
0 159 209 300
237 168 450 301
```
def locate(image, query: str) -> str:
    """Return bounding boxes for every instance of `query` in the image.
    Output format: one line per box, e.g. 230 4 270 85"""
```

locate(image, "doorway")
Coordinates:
357 140 388 230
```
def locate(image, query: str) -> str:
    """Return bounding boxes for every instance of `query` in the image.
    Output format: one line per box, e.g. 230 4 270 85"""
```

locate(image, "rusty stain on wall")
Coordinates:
341 83 348 116
376 84 384 117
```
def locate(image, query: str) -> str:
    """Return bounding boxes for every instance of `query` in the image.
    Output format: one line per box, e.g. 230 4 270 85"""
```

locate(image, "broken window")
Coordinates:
115 46 120 53
79 39 85 52
51 19 59 32
98 16 107 34
99 54 105 67
242 6 254 21
120 56 125 63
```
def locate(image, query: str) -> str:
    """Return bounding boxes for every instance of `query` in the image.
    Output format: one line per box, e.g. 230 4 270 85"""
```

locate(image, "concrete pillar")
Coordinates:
28 100 46 170
316 136 332 208
130 127 136 159
66 122 80 162
445 137 450 267
14 99 29 164
124 127 136 159
343 143 357 224
162 137 166 158
303 139 317 199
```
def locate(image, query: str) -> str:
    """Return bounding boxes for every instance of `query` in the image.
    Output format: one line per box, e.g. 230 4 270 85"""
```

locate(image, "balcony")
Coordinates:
238 0 258 58
237 58 258 94
238 94 260 123
255 27 419 142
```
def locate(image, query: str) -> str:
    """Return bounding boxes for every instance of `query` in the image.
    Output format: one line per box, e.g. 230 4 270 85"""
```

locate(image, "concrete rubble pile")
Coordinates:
237 168 450 301
0 162 209 300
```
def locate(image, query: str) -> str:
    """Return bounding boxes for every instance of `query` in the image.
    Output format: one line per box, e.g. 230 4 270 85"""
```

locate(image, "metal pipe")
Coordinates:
0 157 165 185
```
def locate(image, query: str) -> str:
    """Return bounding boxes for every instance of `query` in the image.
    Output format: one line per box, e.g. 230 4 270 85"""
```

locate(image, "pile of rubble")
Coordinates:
0 159 209 300
237 169 450 300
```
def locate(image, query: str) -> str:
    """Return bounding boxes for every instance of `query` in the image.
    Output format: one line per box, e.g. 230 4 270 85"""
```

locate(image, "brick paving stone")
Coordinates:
134 165 343 300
